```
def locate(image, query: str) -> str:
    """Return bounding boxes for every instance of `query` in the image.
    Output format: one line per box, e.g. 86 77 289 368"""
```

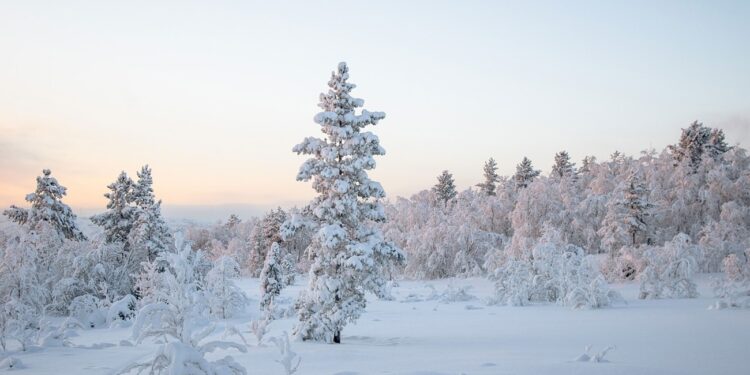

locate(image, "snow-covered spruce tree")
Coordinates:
433 170 457 205
259 242 285 315
128 165 173 263
476 157 499 196
206 255 248 319
551 150 576 179
284 62 404 343
513 157 540 190
3 169 86 241
124 237 246 375
91 171 137 249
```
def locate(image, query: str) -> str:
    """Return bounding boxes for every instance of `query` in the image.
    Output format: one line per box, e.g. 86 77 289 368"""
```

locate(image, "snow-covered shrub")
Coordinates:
722 251 750 281
120 340 246 375
574 345 616 363
2 300 39 351
438 283 476 303
107 294 137 325
122 237 247 375
600 245 647 282
639 233 699 299
206 256 248 319
250 317 270 346
491 228 622 308
709 278 750 309
269 332 301 375
709 251 750 309
281 253 297 287
50 277 85 315
0 356 23 370
133 259 164 306
69 294 105 328
490 259 533 306
260 242 285 313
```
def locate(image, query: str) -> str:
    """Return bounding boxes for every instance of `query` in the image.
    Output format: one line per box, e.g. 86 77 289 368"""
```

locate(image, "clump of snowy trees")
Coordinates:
382 121 749 304
490 226 622 308
0 166 253 361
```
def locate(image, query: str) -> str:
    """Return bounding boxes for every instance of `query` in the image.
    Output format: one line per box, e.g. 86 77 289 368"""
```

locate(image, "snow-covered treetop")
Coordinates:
433 170 457 203
514 157 540 189
476 158 499 196
132 165 156 208
3 169 86 241
91 171 136 245
669 121 730 168
293 62 388 225
551 151 576 179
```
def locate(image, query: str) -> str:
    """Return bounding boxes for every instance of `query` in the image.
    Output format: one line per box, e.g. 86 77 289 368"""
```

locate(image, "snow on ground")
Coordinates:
4 276 749 375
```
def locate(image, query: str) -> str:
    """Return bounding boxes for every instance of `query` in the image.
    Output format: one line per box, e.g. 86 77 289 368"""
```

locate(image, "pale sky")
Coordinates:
1 0 749 219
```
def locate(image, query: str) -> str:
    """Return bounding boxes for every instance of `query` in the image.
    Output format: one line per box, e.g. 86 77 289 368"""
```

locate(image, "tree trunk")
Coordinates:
333 330 341 344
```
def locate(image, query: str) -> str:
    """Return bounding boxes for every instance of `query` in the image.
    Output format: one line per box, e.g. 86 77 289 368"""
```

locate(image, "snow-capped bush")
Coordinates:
260 242 285 313
600 245 647 282
107 294 137 325
250 317 270 347
709 278 750 309
639 233 699 299
574 345 616 363
206 256 248 319
122 237 247 375
491 228 622 309
722 251 750 282
0 356 24 370
133 259 164 307
1 300 39 351
269 332 301 375
121 340 246 375
69 294 106 328
709 251 750 309
438 283 476 303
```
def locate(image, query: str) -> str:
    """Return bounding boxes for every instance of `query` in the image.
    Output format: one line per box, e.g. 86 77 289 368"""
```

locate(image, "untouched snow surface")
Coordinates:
3 276 748 375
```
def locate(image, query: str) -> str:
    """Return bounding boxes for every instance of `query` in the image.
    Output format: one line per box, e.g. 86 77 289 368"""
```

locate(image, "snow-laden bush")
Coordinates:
133 259 164 307
709 250 750 309
107 294 137 325
710 278 750 309
269 332 301 375
0 356 23 370
250 317 270 347
639 233 699 299
206 256 248 319
121 237 246 375
69 294 105 328
600 245 647 282
722 251 750 282
1 300 39 351
260 242 285 313
438 283 476 303
491 229 622 309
